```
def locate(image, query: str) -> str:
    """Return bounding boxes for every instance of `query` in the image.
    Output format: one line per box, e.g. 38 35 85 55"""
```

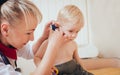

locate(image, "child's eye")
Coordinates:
26 33 31 35
76 31 79 33
69 30 73 33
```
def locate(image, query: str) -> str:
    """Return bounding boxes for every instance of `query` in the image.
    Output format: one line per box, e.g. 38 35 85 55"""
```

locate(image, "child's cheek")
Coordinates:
64 31 71 38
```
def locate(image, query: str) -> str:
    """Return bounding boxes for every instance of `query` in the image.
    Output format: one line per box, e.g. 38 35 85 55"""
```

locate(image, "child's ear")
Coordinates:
1 23 9 37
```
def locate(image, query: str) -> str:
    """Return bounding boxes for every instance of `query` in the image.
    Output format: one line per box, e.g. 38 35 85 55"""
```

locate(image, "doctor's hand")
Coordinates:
48 25 66 49
41 21 60 40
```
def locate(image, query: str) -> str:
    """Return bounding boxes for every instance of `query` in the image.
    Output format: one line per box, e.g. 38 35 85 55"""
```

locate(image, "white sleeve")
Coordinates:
0 62 21 75
17 44 34 59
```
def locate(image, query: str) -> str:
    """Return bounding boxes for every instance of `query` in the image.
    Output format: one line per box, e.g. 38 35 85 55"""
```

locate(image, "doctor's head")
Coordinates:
0 0 42 49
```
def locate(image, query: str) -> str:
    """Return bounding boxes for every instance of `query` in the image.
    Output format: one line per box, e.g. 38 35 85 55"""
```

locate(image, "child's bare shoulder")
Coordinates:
70 40 77 45
67 41 78 48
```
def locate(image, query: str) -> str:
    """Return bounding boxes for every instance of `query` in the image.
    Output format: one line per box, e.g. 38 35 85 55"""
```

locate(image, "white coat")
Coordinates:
0 44 34 75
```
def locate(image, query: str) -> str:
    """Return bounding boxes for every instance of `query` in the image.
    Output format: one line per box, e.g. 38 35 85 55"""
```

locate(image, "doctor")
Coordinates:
0 0 65 75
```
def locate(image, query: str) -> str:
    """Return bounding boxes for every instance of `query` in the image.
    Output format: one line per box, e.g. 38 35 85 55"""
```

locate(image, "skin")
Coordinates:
61 22 81 40
32 21 61 54
0 16 37 49
34 20 86 73
34 27 65 75
53 21 83 65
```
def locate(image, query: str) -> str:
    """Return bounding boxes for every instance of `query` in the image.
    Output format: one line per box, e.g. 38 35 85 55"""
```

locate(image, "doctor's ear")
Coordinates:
1 23 9 37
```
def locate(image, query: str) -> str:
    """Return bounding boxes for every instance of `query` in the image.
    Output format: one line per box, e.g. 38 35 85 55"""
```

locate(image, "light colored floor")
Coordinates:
82 58 120 75
82 58 120 70
89 68 120 75
18 57 120 75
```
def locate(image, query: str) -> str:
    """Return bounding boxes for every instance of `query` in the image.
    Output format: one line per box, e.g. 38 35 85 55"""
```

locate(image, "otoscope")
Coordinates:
51 24 58 31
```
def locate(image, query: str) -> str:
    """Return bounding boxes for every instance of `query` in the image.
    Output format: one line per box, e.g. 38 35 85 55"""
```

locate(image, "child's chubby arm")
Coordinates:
34 40 48 66
73 42 87 70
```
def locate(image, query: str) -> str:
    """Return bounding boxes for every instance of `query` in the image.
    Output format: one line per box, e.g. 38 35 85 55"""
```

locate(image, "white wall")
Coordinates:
31 0 89 45
88 0 120 58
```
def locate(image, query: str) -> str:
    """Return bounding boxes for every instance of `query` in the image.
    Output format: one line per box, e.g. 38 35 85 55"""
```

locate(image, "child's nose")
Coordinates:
72 33 77 38
29 34 34 41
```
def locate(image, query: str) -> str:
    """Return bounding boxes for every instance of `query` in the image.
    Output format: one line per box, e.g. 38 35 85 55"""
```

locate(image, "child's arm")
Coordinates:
73 43 87 70
34 40 48 66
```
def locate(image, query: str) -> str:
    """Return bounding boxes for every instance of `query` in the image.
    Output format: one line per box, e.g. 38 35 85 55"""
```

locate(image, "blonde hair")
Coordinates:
57 5 84 27
0 0 42 26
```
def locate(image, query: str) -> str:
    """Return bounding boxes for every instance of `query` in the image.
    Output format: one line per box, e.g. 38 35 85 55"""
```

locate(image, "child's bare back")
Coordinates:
34 39 77 66
53 40 77 65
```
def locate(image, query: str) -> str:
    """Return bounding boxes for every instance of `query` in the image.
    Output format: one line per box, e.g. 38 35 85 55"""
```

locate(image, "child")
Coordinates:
34 5 93 75
0 0 65 75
